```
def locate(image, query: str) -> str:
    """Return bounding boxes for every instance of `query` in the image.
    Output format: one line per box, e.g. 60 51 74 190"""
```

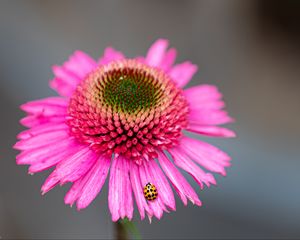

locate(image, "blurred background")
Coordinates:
1 0 300 239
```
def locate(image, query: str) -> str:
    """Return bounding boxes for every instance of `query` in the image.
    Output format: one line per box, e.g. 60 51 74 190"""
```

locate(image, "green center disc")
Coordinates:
102 69 162 113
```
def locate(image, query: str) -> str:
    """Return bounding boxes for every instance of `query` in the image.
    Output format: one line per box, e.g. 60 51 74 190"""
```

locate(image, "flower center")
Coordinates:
67 59 189 164
102 67 162 113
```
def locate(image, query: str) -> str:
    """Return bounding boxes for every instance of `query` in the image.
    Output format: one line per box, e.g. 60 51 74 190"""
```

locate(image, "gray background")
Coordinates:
1 0 300 239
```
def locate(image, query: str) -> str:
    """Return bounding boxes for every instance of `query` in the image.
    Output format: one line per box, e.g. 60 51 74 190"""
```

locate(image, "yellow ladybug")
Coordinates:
143 182 158 201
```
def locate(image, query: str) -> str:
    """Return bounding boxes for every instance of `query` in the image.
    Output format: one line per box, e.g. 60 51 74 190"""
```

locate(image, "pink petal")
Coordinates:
145 39 169 67
169 147 216 188
21 97 68 110
138 162 168 220
144 159 176 211
76 155 110 210
108 156 133 221
184 84 228 112
52 65 81 87
63 50 97 79
179 138 226 176
50 51 97 97
158 151 202 206
181 136 231 165
17 123 68 140
16 138 78 165
28 144 81 173
129 160 153 220
169 61 198 88
184 85 234 125
64 178 85 207
14 129 69 150
99 47 125 65
50 78 77 98
41 171 60 195
184 85 222 103
55 147 98 183
21 101 67 117
160 48 177 72
65 155 110 209
20 115 66 128
188 109 233 125
186 124 236 138
188 99 225 110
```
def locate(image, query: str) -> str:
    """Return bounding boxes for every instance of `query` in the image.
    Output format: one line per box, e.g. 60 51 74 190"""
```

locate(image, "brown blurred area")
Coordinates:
0 0 300 239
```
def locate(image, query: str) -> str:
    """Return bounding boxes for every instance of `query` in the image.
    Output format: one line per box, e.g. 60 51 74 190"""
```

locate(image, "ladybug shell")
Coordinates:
143 182 158 201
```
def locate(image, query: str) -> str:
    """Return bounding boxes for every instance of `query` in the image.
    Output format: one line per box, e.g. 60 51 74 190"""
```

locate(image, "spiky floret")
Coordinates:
67 59 189 164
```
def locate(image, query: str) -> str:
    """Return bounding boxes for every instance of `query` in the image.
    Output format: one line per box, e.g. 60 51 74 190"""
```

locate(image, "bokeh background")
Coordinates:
1 0 300 239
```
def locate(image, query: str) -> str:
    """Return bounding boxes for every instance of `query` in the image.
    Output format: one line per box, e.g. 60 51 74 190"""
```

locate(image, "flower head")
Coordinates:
67 59 188 164
15 39 235 221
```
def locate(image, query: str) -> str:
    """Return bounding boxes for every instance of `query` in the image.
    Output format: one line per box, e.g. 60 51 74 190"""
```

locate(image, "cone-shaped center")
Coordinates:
102 70 161 113
67 59 189 164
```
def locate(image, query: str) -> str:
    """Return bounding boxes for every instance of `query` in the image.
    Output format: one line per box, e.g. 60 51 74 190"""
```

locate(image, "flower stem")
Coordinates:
115 218 142 240
115 221 128 240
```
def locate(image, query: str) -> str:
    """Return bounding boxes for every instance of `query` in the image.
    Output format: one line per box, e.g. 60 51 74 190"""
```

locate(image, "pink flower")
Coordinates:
15 39 235 222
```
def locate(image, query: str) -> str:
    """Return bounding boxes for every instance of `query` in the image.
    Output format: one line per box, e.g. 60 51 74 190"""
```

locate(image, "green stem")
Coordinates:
116 218 142 240
115 220 128 240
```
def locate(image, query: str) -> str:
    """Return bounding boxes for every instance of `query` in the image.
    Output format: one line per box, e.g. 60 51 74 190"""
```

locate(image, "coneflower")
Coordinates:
15 39 235 222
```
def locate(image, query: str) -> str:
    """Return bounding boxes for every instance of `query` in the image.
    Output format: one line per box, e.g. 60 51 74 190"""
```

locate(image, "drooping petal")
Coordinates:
14 129 69 150
184 84 228 112
64 177 85 207
184 84 234 125
188 98 225 110
180 136 231 167
158 151 202 206
178 144 226 176
76 155 110 210
129 160 153 220
169 61 198 88
99 47 125 65
28 143 81 173
16 137 78 165
20 115 66 128
188 109 233 126
17 122 68 140
145 39 169 67
138 161 169 220
64 155 110 209
144 159 176 211
21 97 68 112
108 156 133 221
21 98 67 117
41 171 60 195
55 147 98 183
186 124 236 138
169 147 216 189
184 85 222 104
